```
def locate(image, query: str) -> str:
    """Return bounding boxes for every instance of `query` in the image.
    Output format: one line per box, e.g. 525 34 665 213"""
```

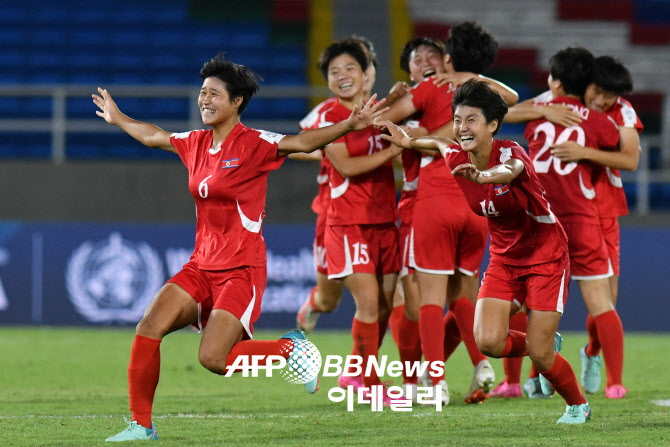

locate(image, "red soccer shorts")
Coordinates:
600 217 620 276
313 211 328 275
325 222 400 280
562 221 613 280
398 221 415 278
479 251 570 314
167 261 266 339
410 195 488 276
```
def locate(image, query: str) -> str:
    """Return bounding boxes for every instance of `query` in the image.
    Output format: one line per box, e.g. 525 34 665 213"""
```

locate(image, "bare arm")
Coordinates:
325 142 403 178
288 150 323 161
379 120 454 158
92 87 175 152
478 75 519 106
452 158 525 185
374 92 418 126
504 99 582 127
278 96 387 156
551 127 640 171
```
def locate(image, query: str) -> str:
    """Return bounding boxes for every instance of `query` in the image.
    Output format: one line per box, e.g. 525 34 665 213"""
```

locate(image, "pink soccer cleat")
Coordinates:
605 384 628 399
338 373 363 392
489 380 523 398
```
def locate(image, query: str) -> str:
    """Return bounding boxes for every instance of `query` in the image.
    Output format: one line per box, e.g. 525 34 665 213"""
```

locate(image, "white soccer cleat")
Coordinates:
436 379 450 406
464 359 495 404
402 383 419 404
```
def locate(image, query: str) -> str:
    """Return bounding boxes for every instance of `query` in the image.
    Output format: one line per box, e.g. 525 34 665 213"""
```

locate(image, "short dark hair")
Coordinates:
345 35 378 70
399 37 446 74
200 52 260 114
317 40 370 80
452 79 508 136
444 21 497 74
591 55 633 96
549 46 595 98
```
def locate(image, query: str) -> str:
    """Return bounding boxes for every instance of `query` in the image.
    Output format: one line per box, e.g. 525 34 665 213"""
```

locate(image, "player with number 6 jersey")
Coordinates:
94 53 388 441
382 79 591 424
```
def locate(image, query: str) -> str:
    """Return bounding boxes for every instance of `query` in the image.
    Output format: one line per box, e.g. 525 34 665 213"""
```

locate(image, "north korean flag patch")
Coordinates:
494 185 509 196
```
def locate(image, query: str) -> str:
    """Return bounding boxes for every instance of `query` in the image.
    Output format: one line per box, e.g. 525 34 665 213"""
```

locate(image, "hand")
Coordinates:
389 81 410 97
452 163 482 183
346 94 389 130
542 104 583 128
432 72 476 91
92 87 122 125
379 120 411 148
551 141 586 162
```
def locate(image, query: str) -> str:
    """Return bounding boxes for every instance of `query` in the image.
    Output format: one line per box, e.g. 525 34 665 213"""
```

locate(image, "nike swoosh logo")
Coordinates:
316 174 329 185
579 171 596 199
236 199 262 233
606 167 623 188
330 178 349 199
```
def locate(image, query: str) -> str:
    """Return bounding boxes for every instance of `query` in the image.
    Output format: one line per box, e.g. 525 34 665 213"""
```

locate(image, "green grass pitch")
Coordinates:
1 327 669 446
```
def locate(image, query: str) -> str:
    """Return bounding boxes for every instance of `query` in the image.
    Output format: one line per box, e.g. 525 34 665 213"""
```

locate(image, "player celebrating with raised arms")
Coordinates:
94 53 387 442
381 79 592 424
315 40 402 403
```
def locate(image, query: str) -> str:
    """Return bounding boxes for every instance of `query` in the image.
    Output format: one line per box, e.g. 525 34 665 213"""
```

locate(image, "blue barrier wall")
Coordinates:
0 222 667 331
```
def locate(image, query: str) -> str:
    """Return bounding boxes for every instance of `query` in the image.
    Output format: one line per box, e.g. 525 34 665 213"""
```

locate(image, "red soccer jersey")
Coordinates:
170 124 285 270
300 98 338 216
594 97 644 217
410 78 462 199
444 140 568 266
320 100 397 225
524 96 620 224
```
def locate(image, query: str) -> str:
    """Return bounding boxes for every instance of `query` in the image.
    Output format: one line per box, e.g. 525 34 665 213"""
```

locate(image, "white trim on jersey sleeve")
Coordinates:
171 130 196 139
532 90 553 104
619 101 638 128
257 130 286 144
299 108 321 130
420 155 434 168
500 147 512 163
403 177 418 191
236 199 263 233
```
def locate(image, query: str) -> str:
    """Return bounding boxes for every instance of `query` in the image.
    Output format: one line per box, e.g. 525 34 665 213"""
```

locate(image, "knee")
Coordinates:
198 349 225 375
526 341 554 371
475 332 504 358
136 314 169 339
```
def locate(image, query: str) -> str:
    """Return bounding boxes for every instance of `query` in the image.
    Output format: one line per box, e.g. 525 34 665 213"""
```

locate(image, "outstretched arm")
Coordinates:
432 73 519 106
379 120 455 157
92 87 175 152
551 127 640 171
325 142 403 178
277 95 388 156
452 158 524 185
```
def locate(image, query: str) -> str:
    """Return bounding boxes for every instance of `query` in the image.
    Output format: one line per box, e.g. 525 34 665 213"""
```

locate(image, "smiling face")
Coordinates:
584 83 618 113
198 76 241 127
453 104 497 153
408 44 445 83
327 53 365 101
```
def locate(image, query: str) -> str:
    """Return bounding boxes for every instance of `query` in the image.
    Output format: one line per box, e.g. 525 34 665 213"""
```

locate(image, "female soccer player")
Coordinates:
296 35 379 333
95 53 387 441
315 40 402 403
381 79 591 424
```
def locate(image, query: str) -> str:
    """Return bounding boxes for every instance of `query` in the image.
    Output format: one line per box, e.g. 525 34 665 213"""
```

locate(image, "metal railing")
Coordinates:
0 84 668 214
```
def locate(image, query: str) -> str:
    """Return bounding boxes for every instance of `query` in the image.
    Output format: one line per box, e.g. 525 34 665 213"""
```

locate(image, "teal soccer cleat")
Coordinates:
280 330 320 394
557 402 591 424
580 345 602 394
539 332 563 396
523 377 552 399
106 417 158 442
